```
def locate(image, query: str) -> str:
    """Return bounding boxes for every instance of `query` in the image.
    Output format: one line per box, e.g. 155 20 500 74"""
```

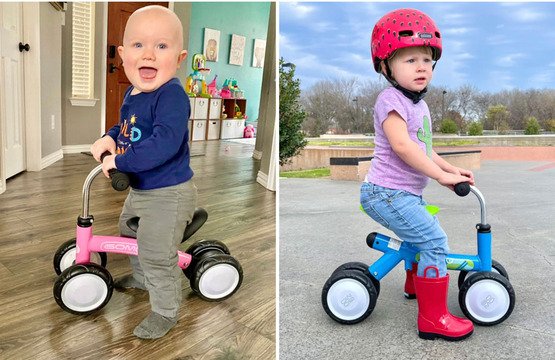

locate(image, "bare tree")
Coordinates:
427 86 454 130
301 80 338 136
300 77 555 135
453 85 479 122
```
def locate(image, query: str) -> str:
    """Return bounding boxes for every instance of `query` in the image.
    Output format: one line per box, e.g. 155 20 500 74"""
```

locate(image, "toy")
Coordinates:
234 103 242 118
207 75 219 97
220 79 232 99
185 53 211 98
322 183 515 326
221 104 227 119
243 124 255 138
220 78 244 99
52 155 243 315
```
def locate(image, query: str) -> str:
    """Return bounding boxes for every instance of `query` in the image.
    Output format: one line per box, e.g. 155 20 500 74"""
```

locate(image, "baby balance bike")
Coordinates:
52 160 243 315
322 183 515 326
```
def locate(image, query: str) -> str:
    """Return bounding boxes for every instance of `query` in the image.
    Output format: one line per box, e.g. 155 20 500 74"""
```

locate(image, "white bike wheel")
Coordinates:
61 273 109 313
464 278 511 323
326 278 371 321
459 272 515 326
198 263 241 300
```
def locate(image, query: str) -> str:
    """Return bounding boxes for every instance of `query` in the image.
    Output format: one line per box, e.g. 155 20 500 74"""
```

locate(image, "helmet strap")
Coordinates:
383 59 436 104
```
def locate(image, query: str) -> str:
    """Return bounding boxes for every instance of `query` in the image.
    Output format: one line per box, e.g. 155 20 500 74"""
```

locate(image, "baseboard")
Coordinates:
62 144 92 154
252 149 262 160
256 170 269 188
41 149 64 170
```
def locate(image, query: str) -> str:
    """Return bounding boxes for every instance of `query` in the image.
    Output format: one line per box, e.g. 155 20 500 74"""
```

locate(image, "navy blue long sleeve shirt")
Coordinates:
106 78 193 190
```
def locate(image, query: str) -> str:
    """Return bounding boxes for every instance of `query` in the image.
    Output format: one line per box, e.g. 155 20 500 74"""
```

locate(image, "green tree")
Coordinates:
524 116 541 135
467 121 483 136
484 105 510 133
439 119 458 134
279 59 307 165
545 119 555 132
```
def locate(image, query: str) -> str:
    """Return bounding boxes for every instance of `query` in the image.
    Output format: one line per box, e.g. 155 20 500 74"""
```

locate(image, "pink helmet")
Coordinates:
371 8 442 72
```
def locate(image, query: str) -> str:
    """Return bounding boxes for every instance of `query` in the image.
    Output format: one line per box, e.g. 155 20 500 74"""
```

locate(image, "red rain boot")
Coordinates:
404 263 418 299
413 266 474 341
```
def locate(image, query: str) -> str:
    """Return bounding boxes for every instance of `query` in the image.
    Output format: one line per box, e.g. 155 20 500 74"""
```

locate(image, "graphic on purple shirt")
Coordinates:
366 87 433 196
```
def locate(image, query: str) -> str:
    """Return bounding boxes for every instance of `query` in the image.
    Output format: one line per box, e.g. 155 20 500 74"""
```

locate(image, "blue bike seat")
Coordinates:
125 207 208 243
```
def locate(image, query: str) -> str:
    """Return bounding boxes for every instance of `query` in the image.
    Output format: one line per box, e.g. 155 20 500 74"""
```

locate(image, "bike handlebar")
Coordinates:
452 182 488 225
100 151 130 191
454 182 471 197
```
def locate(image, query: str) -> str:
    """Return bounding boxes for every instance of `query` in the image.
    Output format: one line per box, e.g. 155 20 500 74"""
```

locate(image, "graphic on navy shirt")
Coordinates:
116 114 142 154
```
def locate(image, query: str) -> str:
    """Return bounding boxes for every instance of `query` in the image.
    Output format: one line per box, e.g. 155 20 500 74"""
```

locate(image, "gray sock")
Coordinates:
114 274 147 290
133 312 178 339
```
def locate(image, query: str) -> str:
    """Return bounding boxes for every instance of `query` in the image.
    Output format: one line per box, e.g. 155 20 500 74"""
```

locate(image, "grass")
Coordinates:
307 140 375 147
280 167 330 178
433 139 480 146
307 139 479 147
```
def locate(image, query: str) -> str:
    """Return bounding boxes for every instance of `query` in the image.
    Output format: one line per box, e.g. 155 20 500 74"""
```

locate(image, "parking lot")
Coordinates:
279 160 554 359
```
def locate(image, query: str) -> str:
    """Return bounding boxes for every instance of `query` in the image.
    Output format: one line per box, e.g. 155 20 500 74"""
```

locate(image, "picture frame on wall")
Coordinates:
203 28 220 62
229 34 246 66
252 39 266 68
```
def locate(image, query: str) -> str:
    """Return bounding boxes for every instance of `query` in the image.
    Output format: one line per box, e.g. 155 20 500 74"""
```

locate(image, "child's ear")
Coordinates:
176 50 188 69
117 46 124 66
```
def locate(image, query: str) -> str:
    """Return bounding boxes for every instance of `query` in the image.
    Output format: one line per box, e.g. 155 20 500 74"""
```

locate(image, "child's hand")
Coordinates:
457 167 475 185
437 172 473 191
91 136 116 162
101 154 117 178
447 166 475 186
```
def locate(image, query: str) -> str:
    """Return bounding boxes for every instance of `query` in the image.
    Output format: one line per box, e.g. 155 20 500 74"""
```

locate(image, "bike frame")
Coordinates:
367 185 492 280
74 164 192 270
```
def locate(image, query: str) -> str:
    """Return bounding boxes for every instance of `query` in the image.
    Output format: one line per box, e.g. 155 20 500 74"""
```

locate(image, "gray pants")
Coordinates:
118 180 197 318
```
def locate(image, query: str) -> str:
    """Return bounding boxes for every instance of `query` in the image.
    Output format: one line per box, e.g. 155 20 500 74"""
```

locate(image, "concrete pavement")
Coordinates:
279 160 555 360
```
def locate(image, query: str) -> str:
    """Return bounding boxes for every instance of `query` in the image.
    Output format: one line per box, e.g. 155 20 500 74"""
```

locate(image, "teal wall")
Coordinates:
186 2 271 124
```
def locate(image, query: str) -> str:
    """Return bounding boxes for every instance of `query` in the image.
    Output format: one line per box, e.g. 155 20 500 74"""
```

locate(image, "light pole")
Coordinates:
352 97 359 134
442 90 447 121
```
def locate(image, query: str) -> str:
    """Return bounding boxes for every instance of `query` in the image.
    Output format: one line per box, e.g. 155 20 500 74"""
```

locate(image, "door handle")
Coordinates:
109 63 118 73
19 42 30 52
108 45 116 58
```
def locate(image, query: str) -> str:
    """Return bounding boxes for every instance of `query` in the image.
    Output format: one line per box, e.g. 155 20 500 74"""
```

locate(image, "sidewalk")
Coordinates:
279 160 554 360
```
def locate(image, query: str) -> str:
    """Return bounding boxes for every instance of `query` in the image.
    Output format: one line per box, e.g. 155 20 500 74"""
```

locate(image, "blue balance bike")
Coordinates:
322 183 515 326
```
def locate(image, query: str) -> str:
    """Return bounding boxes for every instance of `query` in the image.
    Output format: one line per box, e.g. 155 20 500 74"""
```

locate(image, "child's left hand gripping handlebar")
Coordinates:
100 151 130 191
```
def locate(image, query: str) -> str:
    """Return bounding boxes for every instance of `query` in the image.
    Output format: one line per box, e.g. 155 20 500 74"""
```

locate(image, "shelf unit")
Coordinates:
189 97 208 141
188 97 246 141
220 98 246 139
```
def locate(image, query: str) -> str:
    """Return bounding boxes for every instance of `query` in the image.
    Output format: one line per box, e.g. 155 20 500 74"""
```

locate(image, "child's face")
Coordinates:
118 7 187 94
385 47 433 92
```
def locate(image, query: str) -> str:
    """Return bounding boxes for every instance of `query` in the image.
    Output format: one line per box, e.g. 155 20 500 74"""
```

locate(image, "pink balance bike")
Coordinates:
52 158 243 315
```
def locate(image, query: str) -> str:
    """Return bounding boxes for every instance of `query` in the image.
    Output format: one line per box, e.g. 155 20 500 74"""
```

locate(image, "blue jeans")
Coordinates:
360 182 449 277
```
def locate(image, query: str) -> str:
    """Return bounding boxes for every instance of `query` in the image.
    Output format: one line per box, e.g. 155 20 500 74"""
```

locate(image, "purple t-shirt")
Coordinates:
366 87 433 195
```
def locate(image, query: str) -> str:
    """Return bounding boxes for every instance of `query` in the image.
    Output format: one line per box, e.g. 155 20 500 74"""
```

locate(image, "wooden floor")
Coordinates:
0 141 276 360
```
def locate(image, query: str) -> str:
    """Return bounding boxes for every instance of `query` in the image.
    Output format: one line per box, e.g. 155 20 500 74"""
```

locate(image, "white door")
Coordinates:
0 3 26 179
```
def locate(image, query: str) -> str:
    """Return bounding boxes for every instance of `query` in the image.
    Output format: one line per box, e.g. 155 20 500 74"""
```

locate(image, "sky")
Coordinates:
279 1 555 92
